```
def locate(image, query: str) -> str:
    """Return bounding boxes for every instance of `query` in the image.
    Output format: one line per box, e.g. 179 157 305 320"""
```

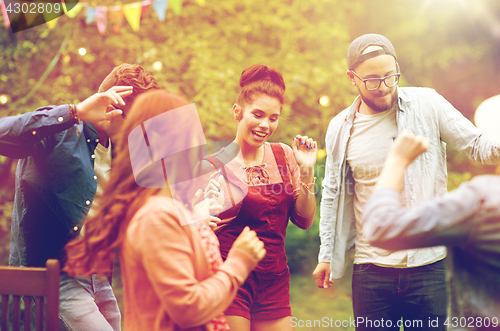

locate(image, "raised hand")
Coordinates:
75 86 133 124
389 130 430 167
375 130 430 191
292 135 318 174
231 226 266 262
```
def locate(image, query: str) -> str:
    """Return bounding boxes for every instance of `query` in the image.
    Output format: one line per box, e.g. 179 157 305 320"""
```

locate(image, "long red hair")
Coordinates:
64 90 189 276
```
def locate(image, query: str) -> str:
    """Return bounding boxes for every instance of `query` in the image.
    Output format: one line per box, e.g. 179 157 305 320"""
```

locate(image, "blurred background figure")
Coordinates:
0 63 159 331
364 125 500 329
64 89 266 331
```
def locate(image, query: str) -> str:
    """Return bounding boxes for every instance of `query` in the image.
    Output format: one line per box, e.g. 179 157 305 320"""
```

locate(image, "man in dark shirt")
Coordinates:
1 63 159 331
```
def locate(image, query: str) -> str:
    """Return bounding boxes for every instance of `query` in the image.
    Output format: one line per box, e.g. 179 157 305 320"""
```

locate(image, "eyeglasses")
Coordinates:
110 104 126 119
350 70 401 91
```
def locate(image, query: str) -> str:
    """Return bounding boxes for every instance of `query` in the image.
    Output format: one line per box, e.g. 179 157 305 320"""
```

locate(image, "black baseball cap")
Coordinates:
347 34 397 70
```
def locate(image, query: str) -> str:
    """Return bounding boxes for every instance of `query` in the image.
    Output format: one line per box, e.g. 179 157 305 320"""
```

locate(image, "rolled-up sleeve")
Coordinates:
435 91 500 165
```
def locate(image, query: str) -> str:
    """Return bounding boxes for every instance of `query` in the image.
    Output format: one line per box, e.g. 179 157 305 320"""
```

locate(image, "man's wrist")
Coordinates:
68 104 81 124
385 155 411 170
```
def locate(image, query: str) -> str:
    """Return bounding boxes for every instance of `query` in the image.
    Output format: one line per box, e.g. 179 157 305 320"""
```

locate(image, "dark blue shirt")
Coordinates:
0 105 99 267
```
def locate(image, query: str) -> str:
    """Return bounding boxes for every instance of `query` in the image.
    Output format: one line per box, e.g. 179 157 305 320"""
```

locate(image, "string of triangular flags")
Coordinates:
0 0 206 34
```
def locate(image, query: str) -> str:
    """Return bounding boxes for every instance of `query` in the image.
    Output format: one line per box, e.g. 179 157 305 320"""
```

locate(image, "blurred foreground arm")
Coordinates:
364 131 483 250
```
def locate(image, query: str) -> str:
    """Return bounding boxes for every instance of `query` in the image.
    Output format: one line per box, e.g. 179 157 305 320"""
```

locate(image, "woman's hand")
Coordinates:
293 135 317 177
231 226 266 262
191 189 223 227
204 172 225 210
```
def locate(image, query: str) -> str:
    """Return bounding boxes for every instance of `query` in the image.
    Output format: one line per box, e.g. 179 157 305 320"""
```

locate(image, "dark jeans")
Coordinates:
352 259 448 331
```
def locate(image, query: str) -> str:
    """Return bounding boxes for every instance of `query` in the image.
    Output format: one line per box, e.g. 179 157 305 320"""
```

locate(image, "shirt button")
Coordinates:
58 116 64 122
94 175 97 180
32 130 36 135
95 138 99 143
86 200 91 205
91 154 96 159
87 139 91 143
73 226 79 231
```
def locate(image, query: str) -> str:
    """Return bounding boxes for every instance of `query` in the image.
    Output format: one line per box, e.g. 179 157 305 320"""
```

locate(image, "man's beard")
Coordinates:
359 88 398 113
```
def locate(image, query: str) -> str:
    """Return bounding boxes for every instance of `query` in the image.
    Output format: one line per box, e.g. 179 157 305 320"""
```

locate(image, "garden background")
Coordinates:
1 0 500 329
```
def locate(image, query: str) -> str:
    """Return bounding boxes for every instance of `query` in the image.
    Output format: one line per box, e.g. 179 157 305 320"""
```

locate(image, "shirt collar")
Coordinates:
397 87 408 112
83 122 100 146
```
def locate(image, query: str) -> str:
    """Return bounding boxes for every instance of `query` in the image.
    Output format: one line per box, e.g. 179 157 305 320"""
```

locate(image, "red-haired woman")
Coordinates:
201 64 317 331
64 90 266 331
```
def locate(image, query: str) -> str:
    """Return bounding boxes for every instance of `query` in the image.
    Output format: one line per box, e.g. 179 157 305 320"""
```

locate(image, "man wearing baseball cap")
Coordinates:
313 33 500 330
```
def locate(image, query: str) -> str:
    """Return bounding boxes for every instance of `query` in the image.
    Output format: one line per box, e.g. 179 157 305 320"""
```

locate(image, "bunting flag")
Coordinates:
63 2 83 19
141 0 153 19
1 0 203 33
123 2 141 32
45 15 60 29
23 4 39 26
85 6 96 24
109 6 123 34
95 6 107 35
0 0 11 28
152 0 167 21
170 0 182 16
3 0 23 27
42 8 61 29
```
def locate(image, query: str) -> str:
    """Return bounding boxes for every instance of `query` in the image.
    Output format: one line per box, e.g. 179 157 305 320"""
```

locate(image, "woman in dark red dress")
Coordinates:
202 64 317 331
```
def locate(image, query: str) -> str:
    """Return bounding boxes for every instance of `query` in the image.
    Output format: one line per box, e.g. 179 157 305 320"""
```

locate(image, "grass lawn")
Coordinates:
290 264 355 331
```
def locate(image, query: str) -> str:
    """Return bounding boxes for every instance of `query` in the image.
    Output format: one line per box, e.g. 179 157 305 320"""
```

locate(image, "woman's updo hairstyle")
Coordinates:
235 64 285 119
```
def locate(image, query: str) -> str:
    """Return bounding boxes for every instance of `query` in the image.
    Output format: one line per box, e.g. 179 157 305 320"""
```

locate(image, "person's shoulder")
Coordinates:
276 142 293 153
133 196 189 226
271 142 294 155
273 142 301 171
329 106 351 126
399 86 441 99
126 196 195 249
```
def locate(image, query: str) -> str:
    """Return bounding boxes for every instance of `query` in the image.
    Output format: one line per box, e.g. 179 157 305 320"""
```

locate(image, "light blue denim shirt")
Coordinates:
319 87 500 279
364 176 500 328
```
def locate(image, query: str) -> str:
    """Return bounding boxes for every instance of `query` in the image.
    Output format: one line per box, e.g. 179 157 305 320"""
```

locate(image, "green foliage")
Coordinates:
0 4 499 322
0 0 358 266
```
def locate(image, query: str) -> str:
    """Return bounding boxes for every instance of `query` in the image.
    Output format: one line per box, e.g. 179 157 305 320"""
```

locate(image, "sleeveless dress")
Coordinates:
208 143 310 319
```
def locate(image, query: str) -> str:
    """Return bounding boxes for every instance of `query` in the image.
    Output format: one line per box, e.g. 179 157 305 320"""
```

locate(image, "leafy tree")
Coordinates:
1 0 499 270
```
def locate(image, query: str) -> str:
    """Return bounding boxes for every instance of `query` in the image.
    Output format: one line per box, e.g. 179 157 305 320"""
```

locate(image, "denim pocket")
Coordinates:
424 259 446 272
353 263 372 273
